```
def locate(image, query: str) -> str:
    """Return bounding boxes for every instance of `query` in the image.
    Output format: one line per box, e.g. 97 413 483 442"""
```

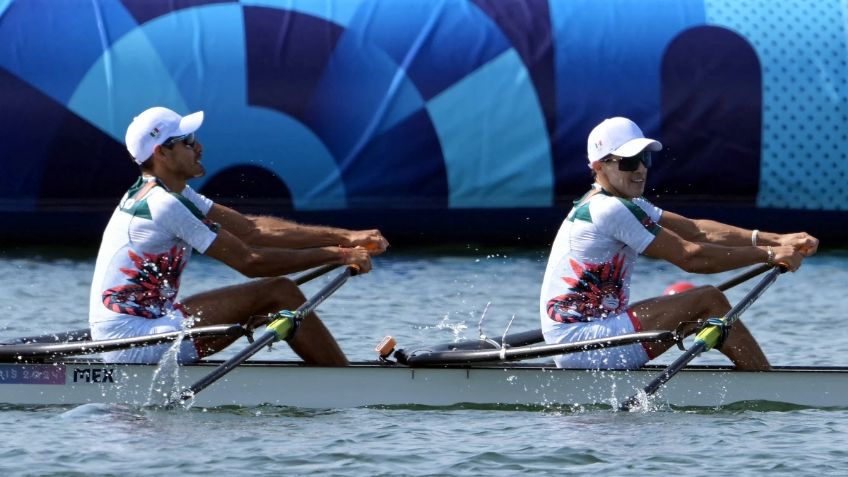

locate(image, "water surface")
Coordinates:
1 245 846 476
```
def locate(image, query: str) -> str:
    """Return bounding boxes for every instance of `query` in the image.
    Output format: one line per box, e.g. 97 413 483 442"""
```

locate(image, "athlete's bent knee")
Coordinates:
700 285 731 315
269 276 306 300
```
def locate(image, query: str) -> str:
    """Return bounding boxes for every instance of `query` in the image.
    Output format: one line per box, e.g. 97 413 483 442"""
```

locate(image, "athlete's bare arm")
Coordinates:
659 211 818 256
206 204 388 253
204 228 372 277
643 227 802 274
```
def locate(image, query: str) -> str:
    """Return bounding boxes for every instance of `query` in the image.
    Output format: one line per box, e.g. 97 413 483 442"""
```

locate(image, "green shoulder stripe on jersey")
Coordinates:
566 189 596 223
170 192 205 221
118 178 217 232
118 177 153 219
169 190 220 233
615 197 662 235
567 203 592 223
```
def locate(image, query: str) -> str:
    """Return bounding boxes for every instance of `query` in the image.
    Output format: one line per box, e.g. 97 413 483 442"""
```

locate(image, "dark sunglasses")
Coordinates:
162 132 196 149
602 150 652 171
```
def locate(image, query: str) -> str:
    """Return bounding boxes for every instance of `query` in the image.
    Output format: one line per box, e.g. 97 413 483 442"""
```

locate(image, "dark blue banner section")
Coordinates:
1 0 846 242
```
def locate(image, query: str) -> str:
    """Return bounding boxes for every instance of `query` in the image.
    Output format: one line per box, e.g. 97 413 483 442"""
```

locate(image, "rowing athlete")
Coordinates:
89 107 388 365
539 117 818 371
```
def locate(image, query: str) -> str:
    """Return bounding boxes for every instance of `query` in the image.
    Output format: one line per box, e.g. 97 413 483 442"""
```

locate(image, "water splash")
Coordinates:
416 314 468 342
437 315 468 342
476 302 492 340
145 330 186 407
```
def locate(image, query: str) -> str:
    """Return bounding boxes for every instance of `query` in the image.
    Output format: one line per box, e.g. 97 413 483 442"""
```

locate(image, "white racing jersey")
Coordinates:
539 186 663 334
89 177 219 324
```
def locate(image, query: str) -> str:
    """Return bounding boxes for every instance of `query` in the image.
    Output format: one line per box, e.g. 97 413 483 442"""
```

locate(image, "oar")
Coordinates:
396 330 676 366
714 263 771 291
175 265 358 403
292 263 340 285
619 266 785 411
0 324 248 362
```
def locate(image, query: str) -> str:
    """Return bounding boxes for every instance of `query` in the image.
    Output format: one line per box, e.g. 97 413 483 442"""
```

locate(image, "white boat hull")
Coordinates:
1 361 846 409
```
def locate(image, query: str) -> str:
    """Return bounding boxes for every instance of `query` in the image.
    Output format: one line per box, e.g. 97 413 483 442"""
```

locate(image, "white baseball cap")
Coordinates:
586 117 662 164
125 107 204 164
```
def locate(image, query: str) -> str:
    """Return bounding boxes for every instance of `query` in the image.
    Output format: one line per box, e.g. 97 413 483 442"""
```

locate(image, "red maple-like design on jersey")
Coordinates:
102 247 187 319
546 254 627 323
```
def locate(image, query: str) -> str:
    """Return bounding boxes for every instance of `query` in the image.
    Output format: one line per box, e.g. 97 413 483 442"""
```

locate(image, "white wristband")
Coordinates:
751 229 759 246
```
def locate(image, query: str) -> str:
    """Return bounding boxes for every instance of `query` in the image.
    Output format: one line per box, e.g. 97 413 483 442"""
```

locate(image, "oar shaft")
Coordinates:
716 264 771 292
0 324 247 361
185 330 278 396
621 266 783 410
721 266 782 326
640 341 707 396
399 331 675 366
180 266 357 401
290 266 353 320
293 264 340 285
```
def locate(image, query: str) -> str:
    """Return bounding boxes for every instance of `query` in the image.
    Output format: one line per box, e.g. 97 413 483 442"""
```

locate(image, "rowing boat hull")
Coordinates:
2 361 846 409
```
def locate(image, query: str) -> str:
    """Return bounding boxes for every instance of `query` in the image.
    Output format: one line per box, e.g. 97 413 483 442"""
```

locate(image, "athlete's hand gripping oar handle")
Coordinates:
176 266 359 404
619 265 785 411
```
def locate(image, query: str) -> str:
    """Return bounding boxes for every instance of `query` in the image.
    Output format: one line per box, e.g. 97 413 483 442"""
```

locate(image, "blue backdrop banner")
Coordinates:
1 0 846 243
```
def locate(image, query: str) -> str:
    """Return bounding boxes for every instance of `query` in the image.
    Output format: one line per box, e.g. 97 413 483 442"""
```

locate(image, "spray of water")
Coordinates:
145 315 195 407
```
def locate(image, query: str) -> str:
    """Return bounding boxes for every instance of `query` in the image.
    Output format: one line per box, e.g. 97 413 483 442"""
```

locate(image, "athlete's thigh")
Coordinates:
629 286 720 333
180 277 303 327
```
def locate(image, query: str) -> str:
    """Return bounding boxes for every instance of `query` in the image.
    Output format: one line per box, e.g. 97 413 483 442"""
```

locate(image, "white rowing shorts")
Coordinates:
90 311 200 364
543 309 652 370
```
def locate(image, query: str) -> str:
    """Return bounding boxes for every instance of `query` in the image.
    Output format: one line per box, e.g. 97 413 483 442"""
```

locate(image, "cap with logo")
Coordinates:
125 107 204 164
586 117 662 164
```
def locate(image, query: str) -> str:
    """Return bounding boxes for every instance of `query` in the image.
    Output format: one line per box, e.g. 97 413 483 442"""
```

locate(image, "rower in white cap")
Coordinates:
539 117 818 371
88 106 389 365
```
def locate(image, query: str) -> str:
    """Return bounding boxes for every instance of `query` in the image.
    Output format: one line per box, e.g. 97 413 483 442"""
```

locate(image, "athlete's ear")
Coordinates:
146 145 169 171
590 161 604 175
152 144 168 159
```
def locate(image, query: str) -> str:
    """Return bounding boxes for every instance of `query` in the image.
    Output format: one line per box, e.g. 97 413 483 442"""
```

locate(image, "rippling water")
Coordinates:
1 245 847 476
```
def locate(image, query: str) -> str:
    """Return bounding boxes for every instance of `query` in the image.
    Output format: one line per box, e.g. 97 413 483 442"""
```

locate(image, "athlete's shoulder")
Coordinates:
589 192 661 234
180 185 215 215
567 187 615 224
587 190 631 216
147 187 206 219
632 195 660 211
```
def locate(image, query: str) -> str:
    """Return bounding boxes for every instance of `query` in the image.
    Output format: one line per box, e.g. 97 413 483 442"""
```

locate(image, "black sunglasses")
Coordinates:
602 150 652 171
162 132 196 149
